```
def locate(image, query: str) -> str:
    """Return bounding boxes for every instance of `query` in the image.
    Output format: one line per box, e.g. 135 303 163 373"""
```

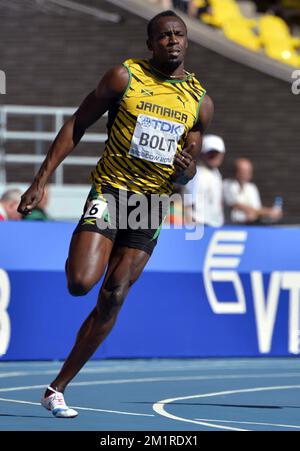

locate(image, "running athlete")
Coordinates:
18 10 214 418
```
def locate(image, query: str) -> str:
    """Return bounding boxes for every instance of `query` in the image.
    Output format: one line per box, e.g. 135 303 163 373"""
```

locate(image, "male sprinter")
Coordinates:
18 10 213 418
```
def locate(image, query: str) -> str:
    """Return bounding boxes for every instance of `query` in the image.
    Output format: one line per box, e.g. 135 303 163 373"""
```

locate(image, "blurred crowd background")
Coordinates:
0 0 299 226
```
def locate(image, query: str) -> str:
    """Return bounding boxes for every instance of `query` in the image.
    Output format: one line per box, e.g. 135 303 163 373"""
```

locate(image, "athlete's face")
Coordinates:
147 17 188 68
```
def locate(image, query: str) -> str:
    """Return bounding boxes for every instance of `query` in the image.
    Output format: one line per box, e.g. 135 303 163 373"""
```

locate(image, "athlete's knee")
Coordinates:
106 283 128 308
98 281 130 319
67 273 94 297
111 283 129 306
68 281 91 297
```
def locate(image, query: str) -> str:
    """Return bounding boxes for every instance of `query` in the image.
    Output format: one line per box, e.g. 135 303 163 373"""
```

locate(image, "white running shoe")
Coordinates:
41 386 78 418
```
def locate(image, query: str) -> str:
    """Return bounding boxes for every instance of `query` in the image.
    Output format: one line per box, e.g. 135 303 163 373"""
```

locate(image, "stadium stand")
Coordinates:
198 0 260 52
195 0 300 67
0 0 299 222
200 0 256 27
259 14 300 66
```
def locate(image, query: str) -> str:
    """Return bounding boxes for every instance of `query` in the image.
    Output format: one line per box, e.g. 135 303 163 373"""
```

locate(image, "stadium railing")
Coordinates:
0 105 106 185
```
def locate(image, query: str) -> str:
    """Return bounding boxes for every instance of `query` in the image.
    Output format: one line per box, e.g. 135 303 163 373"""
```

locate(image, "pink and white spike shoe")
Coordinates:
41 386 78 418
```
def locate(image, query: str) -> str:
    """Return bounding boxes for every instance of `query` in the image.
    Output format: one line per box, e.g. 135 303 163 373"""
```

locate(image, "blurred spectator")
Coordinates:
252 0 277 13
173 0 190 14
0 188 22 221
189 0 209 18
276 0 300 31
253 0 300 30
23 185 50 221
223 158 283 224
147 0 172 9
253 0 300 13
185 135 225 227
147 0 209 19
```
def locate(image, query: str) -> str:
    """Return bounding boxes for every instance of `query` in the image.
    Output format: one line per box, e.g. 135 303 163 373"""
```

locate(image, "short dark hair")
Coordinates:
147 10 187 39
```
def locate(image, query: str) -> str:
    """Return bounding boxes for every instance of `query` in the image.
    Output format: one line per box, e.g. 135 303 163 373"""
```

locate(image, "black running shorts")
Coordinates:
73 184 169 255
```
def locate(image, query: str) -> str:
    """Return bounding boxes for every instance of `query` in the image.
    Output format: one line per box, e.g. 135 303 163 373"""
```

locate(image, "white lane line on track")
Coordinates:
2 369 300 379
153 404 248 431
194 418 300 430
71 406 154 417
1 361 300 375
0 365 222 378
0 357 300 371
153 385 300 432
2 373 300 393
0 397 154 417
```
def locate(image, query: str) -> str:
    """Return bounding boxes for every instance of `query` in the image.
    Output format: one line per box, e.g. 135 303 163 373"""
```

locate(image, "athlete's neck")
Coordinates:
149 59 186 80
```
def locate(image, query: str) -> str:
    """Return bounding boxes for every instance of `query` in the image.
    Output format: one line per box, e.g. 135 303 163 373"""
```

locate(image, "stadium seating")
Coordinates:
222 17 261 52
200 0 260 51
199 0 300 67
259 15 300 67
200 0 256 28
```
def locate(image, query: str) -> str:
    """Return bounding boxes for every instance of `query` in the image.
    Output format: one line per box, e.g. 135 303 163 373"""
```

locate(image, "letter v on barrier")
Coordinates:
251 272 281 354
0 70 6 94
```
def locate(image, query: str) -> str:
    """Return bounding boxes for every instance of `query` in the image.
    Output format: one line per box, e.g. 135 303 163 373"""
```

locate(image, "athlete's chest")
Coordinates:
114 75 199 166
123 80 197 130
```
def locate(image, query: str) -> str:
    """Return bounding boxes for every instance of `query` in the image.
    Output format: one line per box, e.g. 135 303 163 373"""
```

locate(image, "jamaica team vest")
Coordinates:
90 58 206 195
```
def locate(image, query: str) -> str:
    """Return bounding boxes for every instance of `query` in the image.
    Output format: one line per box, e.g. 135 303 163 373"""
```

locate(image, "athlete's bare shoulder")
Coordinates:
201 94 213 109
196 94 214 133
71 65 130 137
95 64 129 100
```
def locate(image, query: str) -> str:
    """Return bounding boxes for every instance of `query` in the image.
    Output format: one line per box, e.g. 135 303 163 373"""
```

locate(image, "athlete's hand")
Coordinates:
173 145 194 171
172 142 196 184
17 182 45 216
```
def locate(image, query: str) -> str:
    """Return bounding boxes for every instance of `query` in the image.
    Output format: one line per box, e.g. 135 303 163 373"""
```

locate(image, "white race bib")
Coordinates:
129 114 185 165
84 198 108 220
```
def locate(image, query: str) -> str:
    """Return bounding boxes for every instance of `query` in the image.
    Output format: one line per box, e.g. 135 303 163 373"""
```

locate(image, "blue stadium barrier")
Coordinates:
0 221 300 360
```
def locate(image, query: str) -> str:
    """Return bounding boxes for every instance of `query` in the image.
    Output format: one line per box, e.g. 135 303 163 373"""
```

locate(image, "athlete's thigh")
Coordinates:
102 245 151 291
67 231 114 288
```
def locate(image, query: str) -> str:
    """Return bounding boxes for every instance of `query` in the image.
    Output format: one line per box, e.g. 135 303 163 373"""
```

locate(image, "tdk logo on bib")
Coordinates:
140 116 183 134
130 114 185 165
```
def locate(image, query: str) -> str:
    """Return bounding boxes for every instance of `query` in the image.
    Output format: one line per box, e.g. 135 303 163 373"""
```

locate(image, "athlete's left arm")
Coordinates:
172 94 214 185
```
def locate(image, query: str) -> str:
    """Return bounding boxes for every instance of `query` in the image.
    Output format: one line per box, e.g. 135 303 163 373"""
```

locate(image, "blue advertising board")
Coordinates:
0 221 300 359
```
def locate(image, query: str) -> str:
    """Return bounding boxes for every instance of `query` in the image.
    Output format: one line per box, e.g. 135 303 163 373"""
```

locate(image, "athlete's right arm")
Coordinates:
18 65 129 215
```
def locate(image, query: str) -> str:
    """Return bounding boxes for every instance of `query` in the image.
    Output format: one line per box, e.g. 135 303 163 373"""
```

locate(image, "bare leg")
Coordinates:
49 246 150 393
66 231 113 296
44 230 113 396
